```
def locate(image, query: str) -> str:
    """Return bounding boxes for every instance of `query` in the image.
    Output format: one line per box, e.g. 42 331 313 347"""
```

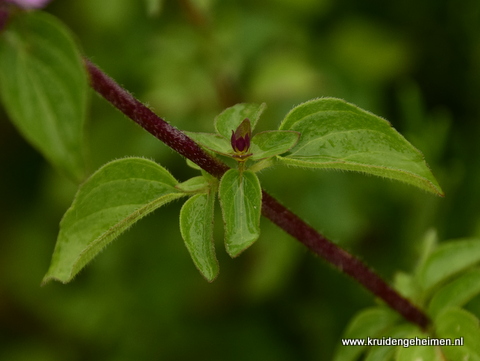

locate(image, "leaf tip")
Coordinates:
40 277 51 287
40 273 70 286
423 179 444 197
204 269 220 283
225 235 259 258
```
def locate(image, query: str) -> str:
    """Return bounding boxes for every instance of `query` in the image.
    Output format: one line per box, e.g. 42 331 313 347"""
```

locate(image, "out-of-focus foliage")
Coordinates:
1 0 479 360
334 235 480 360
0 11 87 182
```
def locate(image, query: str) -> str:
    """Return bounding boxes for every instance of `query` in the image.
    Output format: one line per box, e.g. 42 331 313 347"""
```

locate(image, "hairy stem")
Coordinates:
85 58 430 329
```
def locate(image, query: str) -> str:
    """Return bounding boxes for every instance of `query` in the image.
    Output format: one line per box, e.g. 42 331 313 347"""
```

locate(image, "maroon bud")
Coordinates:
230 118 251 154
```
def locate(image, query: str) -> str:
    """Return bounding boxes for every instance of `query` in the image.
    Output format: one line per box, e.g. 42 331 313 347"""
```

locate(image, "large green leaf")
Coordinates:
214 103 266 139
0 11 87 182
42 158 185 284
180 192 219 282
333 307 400 361
415 239 480 295
435 308 480 361
428 268 480 318
278 98 443 196
219 169 262 257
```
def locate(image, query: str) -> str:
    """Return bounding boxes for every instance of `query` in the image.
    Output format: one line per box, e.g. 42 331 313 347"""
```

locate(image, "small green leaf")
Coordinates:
186 158 202 170
180 192 219 282
250 130 300 160
416 239 480 295
333 307 400 361
435 308 480 361
184 132 233 156
278 98 443 196
393 272 421 303
395 331 443 361
215 103 266 139
0 11 87 182
219 169 262 257
249 157 276 173
42 158 185 284
176 176 210 193
428 268 480 318
364 324 417 361
416 228 439 274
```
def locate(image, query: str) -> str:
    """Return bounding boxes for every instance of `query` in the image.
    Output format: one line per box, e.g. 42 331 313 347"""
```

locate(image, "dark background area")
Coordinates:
1 0 479 359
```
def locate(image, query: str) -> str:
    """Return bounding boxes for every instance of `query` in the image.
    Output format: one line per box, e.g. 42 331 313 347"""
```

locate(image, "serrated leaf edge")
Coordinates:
42 191 186 285
219 169 262 258
179 192 219 282
277 155 444 196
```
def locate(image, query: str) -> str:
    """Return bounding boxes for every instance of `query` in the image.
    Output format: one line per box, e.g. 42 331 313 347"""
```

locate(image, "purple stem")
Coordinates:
85 58 430 329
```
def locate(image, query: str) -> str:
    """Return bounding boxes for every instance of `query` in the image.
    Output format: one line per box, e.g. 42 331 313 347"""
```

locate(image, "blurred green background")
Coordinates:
1 0 480 359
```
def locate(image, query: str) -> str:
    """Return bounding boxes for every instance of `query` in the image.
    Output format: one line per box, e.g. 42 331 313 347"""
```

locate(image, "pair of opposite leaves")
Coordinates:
42 98 443 284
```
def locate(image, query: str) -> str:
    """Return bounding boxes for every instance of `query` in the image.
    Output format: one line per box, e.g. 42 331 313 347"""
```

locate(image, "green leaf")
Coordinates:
393 272 421 303
219 169 262 257
215 103 266 139
364 324 417 361
333 307 400 361
416 228 439 274
185 132 233 156
435 308 480 361
278 98 443 196
416 239 480 295
395 331 443 361
176 176 210 193
186 158 202 171
180 193 219 282
249 157 276 173
250 130 300 160
42 158 185 284
428 268 480 318
0 11 87 182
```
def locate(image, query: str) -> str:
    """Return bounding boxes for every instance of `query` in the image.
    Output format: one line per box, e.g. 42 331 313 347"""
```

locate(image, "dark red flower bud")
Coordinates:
231 118 251 154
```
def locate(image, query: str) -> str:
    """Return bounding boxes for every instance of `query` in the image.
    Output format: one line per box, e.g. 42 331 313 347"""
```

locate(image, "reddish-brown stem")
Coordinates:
261 191 429 328
85 59 228 179
84 58 430 330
